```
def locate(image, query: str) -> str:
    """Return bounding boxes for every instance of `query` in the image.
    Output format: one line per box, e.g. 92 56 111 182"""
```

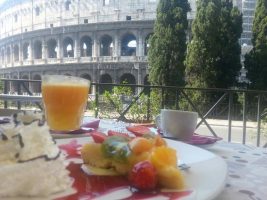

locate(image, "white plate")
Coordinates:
166 139 227 200
56 137 227 200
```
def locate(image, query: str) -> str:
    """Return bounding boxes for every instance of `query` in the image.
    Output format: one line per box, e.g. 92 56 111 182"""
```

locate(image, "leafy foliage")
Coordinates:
245 0 267 90
148 0 190 87
99 85 161 122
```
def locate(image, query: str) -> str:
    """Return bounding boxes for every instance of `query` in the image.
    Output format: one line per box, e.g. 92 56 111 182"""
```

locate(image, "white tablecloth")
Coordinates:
204 141 267 200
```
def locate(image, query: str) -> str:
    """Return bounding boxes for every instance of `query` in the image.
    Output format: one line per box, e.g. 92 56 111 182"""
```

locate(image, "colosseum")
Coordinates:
0 0 196 94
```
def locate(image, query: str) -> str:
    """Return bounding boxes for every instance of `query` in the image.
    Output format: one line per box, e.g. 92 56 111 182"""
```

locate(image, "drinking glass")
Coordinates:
42 75 90 131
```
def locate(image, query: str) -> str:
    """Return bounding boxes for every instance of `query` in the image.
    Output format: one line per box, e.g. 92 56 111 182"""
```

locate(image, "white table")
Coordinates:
202 141 267 200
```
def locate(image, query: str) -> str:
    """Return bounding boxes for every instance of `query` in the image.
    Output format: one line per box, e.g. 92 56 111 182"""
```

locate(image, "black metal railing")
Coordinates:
1 78 267 147
1 78 42 110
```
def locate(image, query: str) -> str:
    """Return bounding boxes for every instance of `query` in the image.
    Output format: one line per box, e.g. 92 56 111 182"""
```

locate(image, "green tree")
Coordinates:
185 0 242 89
244 0 267 90
148 0 190 87
185 0 222 90
218 0 243 88
184 0 242 110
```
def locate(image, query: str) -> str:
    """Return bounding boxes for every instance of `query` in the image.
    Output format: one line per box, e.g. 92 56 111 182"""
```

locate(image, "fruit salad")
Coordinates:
81 131 185 191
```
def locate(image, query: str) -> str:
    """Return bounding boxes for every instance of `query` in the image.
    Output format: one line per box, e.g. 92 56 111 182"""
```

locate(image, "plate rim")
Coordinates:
165 139 227 200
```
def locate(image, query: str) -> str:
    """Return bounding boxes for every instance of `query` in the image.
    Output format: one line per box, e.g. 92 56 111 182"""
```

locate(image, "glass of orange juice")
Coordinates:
41 75 90 131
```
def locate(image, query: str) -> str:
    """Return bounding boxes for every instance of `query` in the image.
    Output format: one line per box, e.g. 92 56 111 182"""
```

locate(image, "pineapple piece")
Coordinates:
157 166 185 189
111 161 131 175
82 164 120 176
81 143 112 168
128 151 151 167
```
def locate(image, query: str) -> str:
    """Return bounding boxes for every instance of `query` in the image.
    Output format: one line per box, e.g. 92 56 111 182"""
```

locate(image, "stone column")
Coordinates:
114 9 120 21
136 63 143 94
137 9 145 20
74 33 80 59
117 31 122 57
0 49 2 66
57 36 62 62
3 47 7 67
42 38 47 62
114 32 120 57
5 45 9 65
137 30 144 57
11 44 14 66
28 40 33 63
93 33 99 58
91 85 96 95
137 63 143 85
19 42 23 65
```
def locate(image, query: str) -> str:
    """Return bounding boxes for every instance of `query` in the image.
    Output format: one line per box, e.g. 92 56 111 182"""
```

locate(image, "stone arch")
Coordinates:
35 6 40 16
21 74 29 93
144 33 153 56
120 73 136 84
65 0 71 11
33 40 42 59
80 73 92 93
80 36 92 57
63 37 74 57
99 73 113 94
12 75 18 79
6 47 11 63
144 74 150 95
23 42 30 60
120 73 136 93
14 44 19 62
80 73 91 81
144 75 150 85
100 35 113 56
3 74 11 93
121 33 136 56
21 74 29 79
47 39 57 58
11 75 18 94
32 74 41 93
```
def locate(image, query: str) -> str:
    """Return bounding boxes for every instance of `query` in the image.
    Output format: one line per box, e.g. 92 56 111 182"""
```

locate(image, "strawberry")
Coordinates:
90 131 107 143
107 130 133 140
126 126 152 137
128 161 157 190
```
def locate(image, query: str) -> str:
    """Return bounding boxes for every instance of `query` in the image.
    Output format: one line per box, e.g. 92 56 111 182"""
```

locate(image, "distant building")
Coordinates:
239 0 257 63
240 0 257 46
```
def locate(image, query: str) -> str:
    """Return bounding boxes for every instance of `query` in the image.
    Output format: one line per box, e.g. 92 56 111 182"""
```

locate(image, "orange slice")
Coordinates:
129 137 153 155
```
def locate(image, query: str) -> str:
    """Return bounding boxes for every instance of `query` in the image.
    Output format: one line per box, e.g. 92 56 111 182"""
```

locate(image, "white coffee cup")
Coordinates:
156 109 198 141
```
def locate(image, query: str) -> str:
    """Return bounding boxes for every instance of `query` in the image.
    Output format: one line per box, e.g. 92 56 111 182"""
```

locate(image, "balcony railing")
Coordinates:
0 78 267 147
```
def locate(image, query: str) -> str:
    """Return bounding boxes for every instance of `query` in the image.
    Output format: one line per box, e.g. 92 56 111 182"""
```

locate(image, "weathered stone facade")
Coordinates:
0 0 196 93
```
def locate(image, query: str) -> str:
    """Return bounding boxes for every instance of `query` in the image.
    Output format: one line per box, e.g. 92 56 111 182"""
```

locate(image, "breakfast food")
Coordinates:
0 111 73 198
81 131 185 190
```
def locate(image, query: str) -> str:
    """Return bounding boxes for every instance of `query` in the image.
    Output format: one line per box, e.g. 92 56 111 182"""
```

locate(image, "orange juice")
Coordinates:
42 75 90 131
